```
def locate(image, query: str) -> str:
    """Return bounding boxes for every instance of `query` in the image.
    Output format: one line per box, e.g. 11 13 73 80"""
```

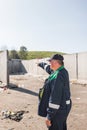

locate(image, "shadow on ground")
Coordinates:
9 83 38 97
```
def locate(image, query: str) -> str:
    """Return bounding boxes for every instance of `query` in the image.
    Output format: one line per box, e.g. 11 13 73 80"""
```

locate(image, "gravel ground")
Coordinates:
0 74 87 130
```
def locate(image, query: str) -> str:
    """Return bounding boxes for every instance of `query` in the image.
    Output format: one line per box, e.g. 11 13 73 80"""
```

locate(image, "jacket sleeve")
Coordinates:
38 62 53 74
47 73 64 120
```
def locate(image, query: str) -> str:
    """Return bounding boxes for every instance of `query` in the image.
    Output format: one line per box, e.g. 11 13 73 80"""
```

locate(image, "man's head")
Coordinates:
48 54 64 70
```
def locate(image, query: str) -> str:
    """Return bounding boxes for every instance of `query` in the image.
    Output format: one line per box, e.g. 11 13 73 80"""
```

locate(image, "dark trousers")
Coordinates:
49 112 67 130
48 101 72 130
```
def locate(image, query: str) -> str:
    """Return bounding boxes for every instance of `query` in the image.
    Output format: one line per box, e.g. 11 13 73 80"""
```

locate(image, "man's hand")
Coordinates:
45 118 52 127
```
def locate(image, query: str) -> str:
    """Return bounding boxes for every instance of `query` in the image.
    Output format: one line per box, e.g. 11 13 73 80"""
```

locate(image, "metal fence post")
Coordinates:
76 53 78 80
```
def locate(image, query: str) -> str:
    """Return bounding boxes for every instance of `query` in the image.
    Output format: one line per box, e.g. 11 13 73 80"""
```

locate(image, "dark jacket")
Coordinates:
38 62 71 121
38 62 53 74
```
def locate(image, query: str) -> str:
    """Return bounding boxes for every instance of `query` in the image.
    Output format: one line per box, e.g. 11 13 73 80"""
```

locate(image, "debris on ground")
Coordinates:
1 110 29 122
0 81 8 92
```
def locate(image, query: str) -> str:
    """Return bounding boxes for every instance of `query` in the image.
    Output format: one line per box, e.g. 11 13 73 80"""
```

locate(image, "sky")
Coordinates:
0 0 87 53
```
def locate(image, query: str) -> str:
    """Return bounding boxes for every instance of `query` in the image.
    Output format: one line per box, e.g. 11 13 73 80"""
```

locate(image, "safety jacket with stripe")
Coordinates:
38 62 71 121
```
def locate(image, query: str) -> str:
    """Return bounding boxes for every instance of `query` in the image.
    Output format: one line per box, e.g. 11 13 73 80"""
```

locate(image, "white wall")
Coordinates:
64 54 77 79
0 51 9 85
78 52 87 80
8 52 87 81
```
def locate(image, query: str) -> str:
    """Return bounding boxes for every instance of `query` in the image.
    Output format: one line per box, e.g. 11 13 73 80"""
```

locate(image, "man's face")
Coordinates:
49 60 59 70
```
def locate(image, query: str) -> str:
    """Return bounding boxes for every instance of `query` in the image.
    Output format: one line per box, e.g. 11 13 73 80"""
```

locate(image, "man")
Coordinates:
38 54 72 130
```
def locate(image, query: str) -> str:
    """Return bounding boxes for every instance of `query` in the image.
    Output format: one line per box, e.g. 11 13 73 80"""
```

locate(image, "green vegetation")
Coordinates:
1 46 66 60
9 50 65 60
27 51 65 60
9 46 28 60
9 50 20 59
18 46 28 60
